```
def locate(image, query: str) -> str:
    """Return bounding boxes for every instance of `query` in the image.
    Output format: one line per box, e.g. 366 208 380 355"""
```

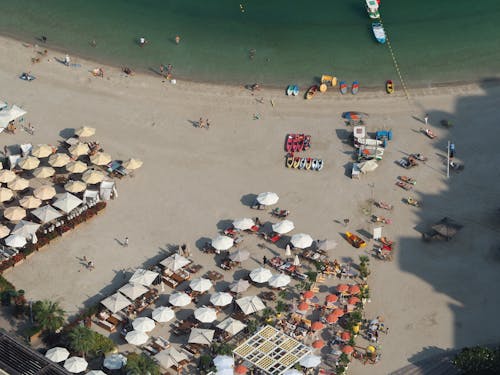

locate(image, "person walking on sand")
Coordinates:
343 218 350 227
263 255 268 266
124 237 129 247
198 117 205 128
206 118 210 129
424 113 429 125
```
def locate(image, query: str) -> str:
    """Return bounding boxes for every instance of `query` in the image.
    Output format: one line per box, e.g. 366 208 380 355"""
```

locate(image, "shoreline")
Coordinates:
2 32 498 94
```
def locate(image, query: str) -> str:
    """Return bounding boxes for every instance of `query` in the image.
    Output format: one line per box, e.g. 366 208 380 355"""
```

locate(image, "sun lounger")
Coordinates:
224 226 238 236
270 234 282 243
247 225 260 233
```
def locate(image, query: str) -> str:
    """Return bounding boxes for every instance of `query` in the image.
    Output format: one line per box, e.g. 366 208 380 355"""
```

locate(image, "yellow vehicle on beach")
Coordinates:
345 231 367 248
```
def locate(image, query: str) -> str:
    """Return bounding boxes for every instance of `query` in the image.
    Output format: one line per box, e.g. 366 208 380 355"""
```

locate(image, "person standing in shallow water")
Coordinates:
175 35 180 44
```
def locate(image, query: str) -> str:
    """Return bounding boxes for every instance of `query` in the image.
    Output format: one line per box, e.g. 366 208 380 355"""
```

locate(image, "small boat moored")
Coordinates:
372 22 386 44
386 80 394 94
351 81 359 95
305 85 319 100
339 81 348 95
286 85 294 96
292 85 299 96
366 0 380 19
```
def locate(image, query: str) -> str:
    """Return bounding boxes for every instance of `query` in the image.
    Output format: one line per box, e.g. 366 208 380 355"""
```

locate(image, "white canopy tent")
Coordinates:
154 348 188 370
31 205 62 223
236 295 266 315
52 192 83 214
118 283 149 300
160 253 191 271
188 328 215 345
0 105 27 129
100 292 132 313
129 268 159 286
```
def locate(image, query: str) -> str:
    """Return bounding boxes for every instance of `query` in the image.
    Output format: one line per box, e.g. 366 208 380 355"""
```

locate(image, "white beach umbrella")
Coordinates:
229 249 250 263
169 292 191 307
211 235 234 251
268 273 291 288
213 355 234 369
81 169 105 184
129 268 159 286
210 292 233 307
33 166 55 178
69 142 90 157
0 170 16 183
125 330 149 346
154 348 188 369
19 195 42 209
229 279 250 294
160 253 191 272
250 267 273 283
300 355 322 368
118 283 148 300
87 371 106 375
217 317 246 335
100 293 132 313
122 158 143 170
53 192 83 213
0 225 10 239
8 177 30 191
188 328 214 345
189 277 213 293
64 357 88 373
66 160 88 173
48 153 71 167
45 347 69 363
103 354 127 370
291 233 314 249
272 220 295 234
90 152 112 166
256 191 279 205
75 126 95 137
33 185 56 200
31 144 53 158
151 306 175 323
217 369 234 375
0 187 13 202
285 244 292 257
18 156 40 170
4 206 26 221
31 205 62 223
194 306 217 323
233 217 254 230
293 254 301 266
12 220 40 239
316 239 338 251
132 317 156 332
64 180 87 193
5 234 27 248
283 370 303 375
236 296 266 315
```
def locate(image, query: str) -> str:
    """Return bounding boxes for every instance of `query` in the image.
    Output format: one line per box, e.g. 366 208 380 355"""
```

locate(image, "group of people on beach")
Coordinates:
198 117 210 129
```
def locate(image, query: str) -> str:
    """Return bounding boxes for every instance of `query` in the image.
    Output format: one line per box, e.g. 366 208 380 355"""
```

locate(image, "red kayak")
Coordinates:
296 134 304 152
285 134 294 152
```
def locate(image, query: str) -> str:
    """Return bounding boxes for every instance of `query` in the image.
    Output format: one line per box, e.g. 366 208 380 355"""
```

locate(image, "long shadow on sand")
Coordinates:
392 79 500 371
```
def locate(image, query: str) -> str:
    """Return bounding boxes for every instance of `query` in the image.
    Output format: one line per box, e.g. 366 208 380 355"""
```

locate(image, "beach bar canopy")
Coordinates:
129 268 159 286
31 205 62 223
118 282 148 300
0 105 27 128
154 348 188 370
101 292 132 313
430 217 463 240
234 325 312 375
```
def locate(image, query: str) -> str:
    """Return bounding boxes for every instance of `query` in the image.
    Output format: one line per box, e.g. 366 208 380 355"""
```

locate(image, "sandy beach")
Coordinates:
1 34 500 374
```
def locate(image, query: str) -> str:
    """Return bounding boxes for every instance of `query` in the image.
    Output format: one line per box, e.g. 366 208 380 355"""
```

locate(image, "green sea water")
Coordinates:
1 0 499 87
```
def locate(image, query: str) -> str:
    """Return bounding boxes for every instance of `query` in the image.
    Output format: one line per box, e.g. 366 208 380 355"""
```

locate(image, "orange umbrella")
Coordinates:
337 284 349 293
332 308 344 317
312 340 325 349
326 314 338 323
298 302 309 311
326 294 338 303
342 345 354 354
348 296 360 305
235 365 248 374
311 321 324 331
349 285 361 295
341 332 351 341
303 290 314 299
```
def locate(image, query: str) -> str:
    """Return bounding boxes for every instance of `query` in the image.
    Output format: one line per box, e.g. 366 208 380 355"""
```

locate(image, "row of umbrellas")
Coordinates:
211 232 315 251
46 346 127 372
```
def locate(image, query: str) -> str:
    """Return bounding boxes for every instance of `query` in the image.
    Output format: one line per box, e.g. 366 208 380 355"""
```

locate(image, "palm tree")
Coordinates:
126 353 160 375
32 300 65 332
68 326 94 358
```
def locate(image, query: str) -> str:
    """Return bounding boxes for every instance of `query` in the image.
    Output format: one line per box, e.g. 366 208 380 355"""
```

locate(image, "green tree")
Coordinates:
126 352 160 375
213 342 236 356
91 331 115 355
68 326 94 358
32 300 65 332
452 346 500 374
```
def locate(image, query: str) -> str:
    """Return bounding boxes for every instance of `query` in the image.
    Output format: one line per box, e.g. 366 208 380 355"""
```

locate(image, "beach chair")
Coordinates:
269 234 281 243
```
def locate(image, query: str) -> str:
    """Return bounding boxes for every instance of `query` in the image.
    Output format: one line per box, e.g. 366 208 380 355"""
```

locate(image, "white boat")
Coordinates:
372 22 386 44
366 0 380 19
